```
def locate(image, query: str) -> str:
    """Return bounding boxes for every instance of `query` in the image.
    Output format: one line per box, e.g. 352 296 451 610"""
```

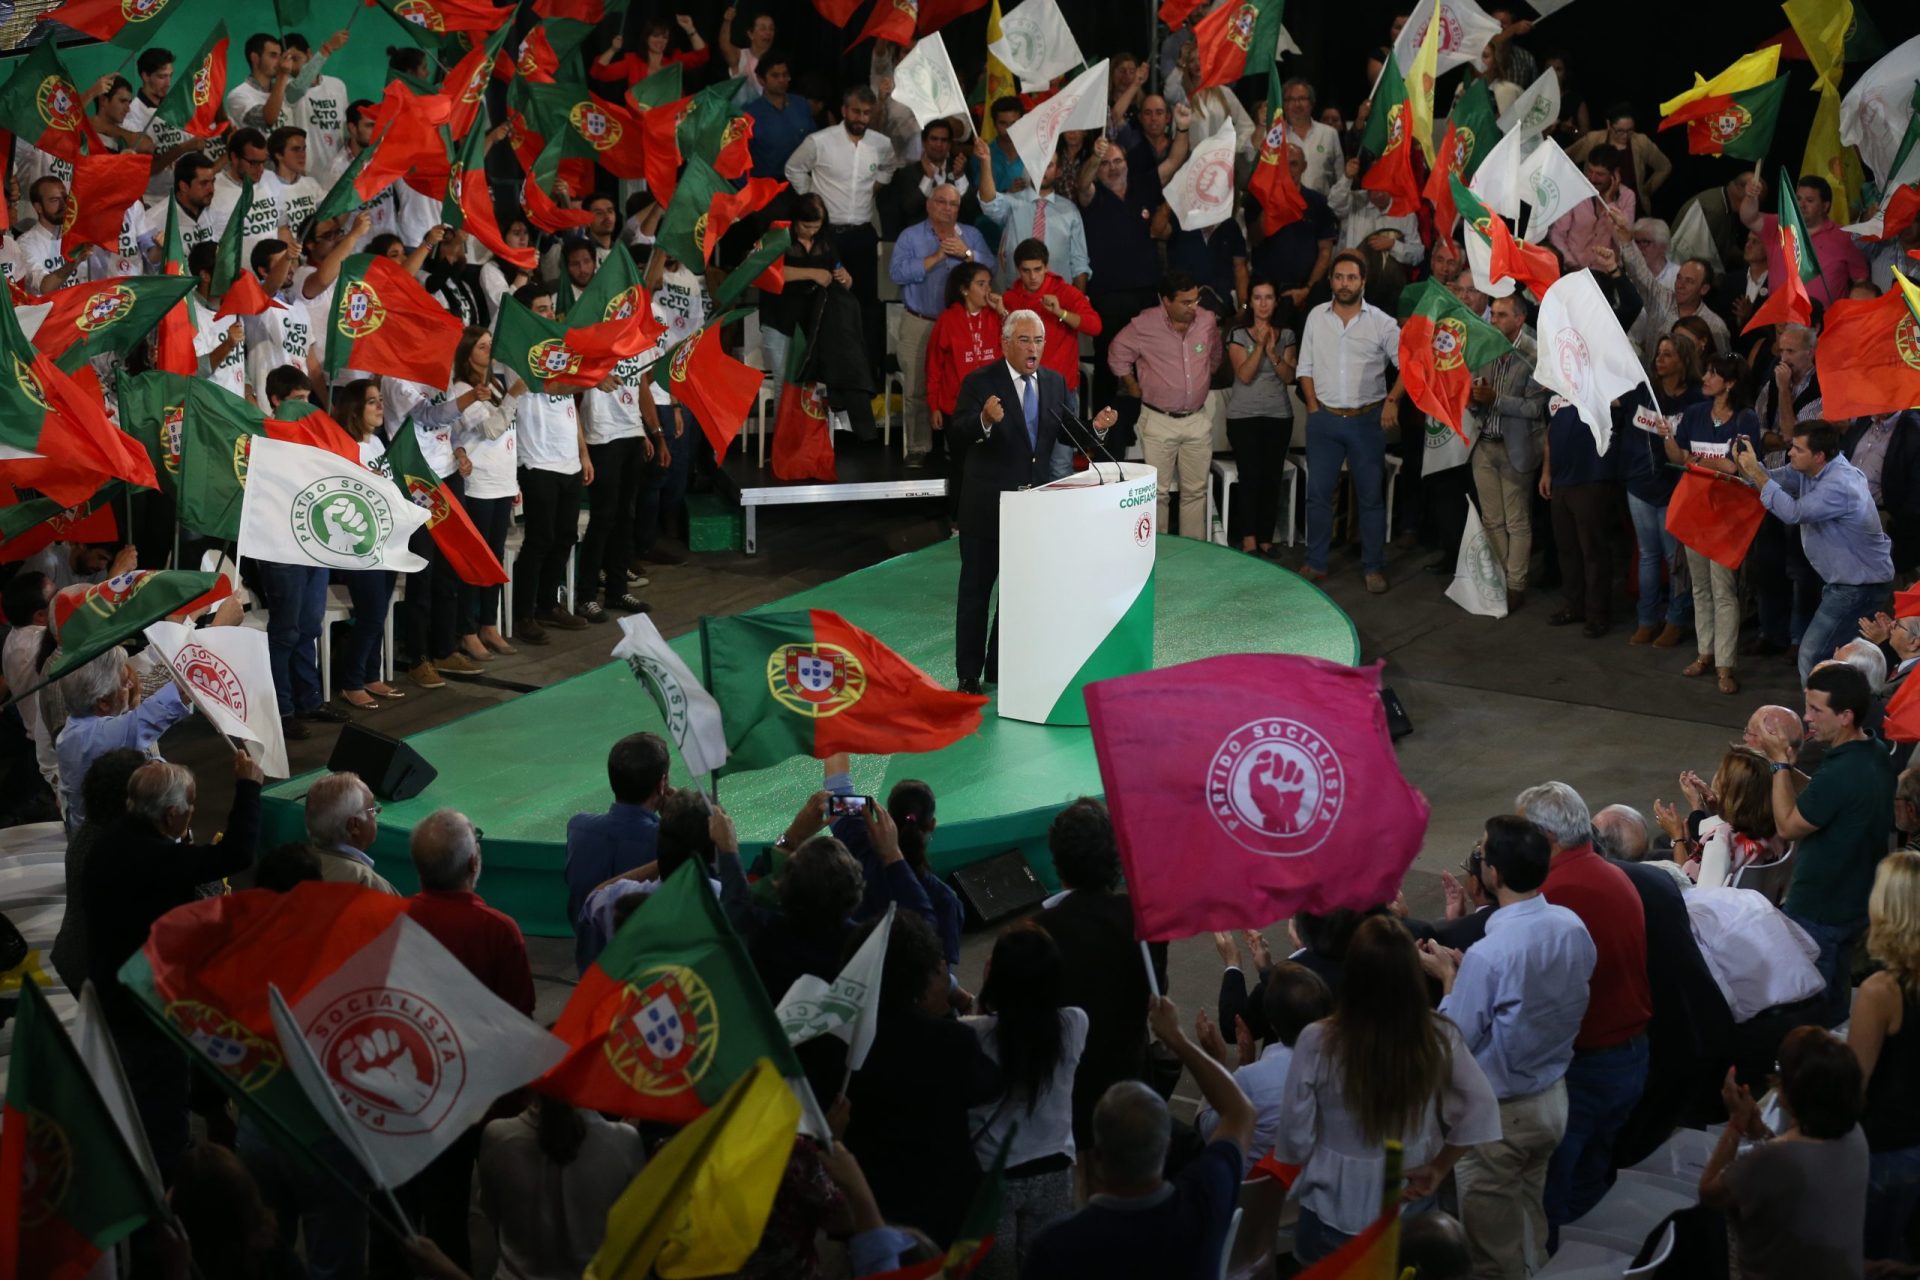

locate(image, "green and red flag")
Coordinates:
1485 206 1560 299
629 62 683 111
115 369 195 497
0 37 102 163
41 569 231 686
1871 183 1920 243
1658 74 1787 160
521 80 648 181
702 176 787 263
641 77 751 207
540 863 806 1123
654 314 763 456
323 254 466 389
658 154 733 269
1250 67 1306 236
0 289 156 496
376 419 510 586
1360 61 1421 216
443 122 538 271
865 1133 1013 1279
27 276 196 373
208 176 275 319
701 605 989 771
359 82 455 203
374 0 509 37
154 198 196 375
152 21 228 139
1743 167 1818 334
713 222 792 309
0 980 167 1280
43 0 186 46
0 481 119 563
849 0 919 49
61 150 148 257
1426 77 1501 232
171 385 266 539
492 292 662 393
770 331 835 483
446 23 511 142
1775 164 1822 285
264 399 359 465
558 242 646 325
509 27 562 85
1396 279 1515 441
1191 0 1284 95
1815 280 1920 421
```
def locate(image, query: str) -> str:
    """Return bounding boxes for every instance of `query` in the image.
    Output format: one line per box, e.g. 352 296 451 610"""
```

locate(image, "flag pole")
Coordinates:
1140 939 1160 997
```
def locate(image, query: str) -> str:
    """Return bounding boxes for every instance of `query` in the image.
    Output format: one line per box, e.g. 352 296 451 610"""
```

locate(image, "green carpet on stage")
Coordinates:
262 536 1358 935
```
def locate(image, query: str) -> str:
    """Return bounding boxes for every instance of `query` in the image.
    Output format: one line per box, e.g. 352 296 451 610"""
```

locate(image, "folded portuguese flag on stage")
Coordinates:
540 863 805 1124
702 608 989 772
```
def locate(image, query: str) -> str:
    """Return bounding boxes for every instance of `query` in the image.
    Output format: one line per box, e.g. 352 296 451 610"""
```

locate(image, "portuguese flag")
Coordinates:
0 38 101 163
493 292 661 393
640 77 752 209
324 255 465 389
27 276 196 373
0 289 156 496
629 62 683 111
377 406 512 587
558 242 647 325
1743 167 1818 334
44 0 186 46
771 331 836 483
0 980 166 1280
1250 66 1307 236
357 83 454 204
446 24 511 142
1397 280 1514 441
62 151 149 257
849 0 917 49
154 198 196 376
702 177 787 263
173 385 265 539
659 155 733 269
520 137 597 235
712 222 791 309
116 369 198 498
265 399 359 465
520 80 648 181
443 122 538 272
0 480 119 564
1191 0 1284 95
1360 58 1422 216
1814 281 1920 421
1452 175 1558 300
702 606 989 771
41 569 231 687
653 315 764 457
153 21 229 140
1427 78 1501 233
208 177 277 320
540 864 806 1123
374 0 509 37
1659 75 1786 160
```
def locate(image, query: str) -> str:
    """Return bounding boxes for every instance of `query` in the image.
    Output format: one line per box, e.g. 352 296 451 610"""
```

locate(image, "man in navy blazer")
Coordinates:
563 731 670 971
950 309 1118 693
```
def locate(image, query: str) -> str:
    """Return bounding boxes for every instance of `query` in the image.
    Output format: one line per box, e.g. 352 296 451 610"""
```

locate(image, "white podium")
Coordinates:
997 462 1158 725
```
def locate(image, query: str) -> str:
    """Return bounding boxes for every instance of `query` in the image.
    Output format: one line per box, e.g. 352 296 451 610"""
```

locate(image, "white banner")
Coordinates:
1393 0 1504 77
1534 269 1645 454
238 435 428 574
270 916 565 1188
1519 140 1600 237
1446 502 1509 617
1840 33 1920 185
144 619 290 779
776 903 892 1071
1670 199 1716 266
611 613 730 778
1164 129 1238 231
1469 125 1529 223
1005 60 1109 197
1498 67 1562 140
892 35 973 132
989 0 1085 93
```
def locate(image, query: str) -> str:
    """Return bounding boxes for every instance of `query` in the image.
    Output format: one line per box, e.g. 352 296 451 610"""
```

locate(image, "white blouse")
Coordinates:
962 1006 1089 1170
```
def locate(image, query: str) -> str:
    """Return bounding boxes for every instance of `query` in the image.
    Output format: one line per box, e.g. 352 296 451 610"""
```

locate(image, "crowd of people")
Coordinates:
4 0 1920 1277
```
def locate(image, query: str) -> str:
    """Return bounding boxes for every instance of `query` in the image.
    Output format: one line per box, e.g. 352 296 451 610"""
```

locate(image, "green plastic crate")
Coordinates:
686 492 744 552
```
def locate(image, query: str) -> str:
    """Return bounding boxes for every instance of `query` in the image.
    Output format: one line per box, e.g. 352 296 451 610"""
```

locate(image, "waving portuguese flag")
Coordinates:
1250 69 1306 236
1814 280 1920 421
41 569 231 686
377 415 511 587
153 21 229 139
1397 280 1514 441
324 255 465 389
28 276 196 373
1658 74 1786 160
62 151 150 256
652 315 764 456
44 0 186 46
443 121 538 271
0 481 120 564
374 0 510 36
0 38 102 163
0 289 156 497
493 292 661 393
0 980 166 1280
701 607 989 772
540 863 805 1123
1191 0 1283 95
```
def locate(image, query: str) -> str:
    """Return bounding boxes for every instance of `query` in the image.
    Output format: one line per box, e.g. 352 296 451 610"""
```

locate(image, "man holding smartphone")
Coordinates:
1732 421 1893 684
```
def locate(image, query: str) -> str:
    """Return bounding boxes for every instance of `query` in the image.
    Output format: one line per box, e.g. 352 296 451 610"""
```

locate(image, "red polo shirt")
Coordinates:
407 889 537 1016
1002 272 1102 391
1540 843 1651 1051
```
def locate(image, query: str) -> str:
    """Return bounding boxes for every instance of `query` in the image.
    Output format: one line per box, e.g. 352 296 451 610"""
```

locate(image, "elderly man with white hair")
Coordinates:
1515 781 1653 1234
303 771 399 893
404 807 534 1013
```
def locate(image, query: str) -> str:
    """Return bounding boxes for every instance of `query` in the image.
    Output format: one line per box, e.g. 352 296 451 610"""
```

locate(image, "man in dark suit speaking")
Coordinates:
950 309 1119 694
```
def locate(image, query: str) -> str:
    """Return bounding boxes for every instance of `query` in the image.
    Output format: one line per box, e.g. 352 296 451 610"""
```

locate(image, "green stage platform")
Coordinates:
260 537 1358 937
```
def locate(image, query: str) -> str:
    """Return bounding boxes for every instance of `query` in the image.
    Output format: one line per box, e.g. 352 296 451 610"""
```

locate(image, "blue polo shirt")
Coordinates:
744 93 816 180
1547 400 1619 488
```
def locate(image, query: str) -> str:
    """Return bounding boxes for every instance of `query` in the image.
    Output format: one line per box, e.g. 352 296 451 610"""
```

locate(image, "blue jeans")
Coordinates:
1626 492 1690 629
337 570 393 692
1798 580 1888 684
1305 408 1387 573
1869 1144 1920 1262
259 562 329 715
1785 911 1866 1027
1546 1037 1649 1230
637 402 694 554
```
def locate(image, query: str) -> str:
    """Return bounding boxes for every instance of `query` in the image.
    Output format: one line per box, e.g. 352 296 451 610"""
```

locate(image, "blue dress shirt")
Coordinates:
744 93 818 180
1437 894 1596 1099
888 219 992 319
57 683 191 830
1760 452 1897 585
564 801 659 970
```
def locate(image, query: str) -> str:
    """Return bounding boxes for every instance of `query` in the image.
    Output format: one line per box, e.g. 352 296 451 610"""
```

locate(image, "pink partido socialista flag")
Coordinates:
1085 654 1430 942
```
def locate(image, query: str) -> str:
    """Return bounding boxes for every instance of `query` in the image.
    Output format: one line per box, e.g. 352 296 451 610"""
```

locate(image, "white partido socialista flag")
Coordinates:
611 613 730 777
1519 139 1601 237
1498 67 1562 142
1469 125 1529 223
1393 0 1504 77
1840 33 1920 186
1164 130 1238 230
892 35 972 132
775 903 894 1071
1670 199 1716 266
269 915 566 1188
1005 60 1109 194
143 619 289 779
1534 269 1645 454
1446 501 1509 618
989 0 1084 93
239 435 428 574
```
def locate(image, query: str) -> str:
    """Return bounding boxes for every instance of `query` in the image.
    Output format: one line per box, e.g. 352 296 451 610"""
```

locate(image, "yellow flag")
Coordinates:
1895 268 1920 328
1802 77 1863 225
1660 48 1783 118
585 1059 801 1280
1408 3 1442 165
1783 0 1852 85
980 0 1018 143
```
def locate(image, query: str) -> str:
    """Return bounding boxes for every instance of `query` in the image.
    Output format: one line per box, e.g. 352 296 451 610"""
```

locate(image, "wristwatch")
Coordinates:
1769 761 1793 774
963 249 973 260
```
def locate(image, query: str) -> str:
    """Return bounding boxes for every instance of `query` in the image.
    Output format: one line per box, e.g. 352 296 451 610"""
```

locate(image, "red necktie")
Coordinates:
1033 196 1046 242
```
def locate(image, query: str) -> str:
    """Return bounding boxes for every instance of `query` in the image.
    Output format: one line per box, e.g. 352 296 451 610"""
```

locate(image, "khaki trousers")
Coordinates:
1138 405 1213 537
896 309 937 455
1454 1080 1569 1280
1470 436 1535 592
1687 548 1741 669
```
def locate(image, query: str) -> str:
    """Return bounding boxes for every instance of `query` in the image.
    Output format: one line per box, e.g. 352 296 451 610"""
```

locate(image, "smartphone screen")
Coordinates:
828 794 870 818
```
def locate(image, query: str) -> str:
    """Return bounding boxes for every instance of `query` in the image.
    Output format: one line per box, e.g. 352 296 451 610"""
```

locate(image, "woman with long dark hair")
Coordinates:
1225 279 1297 555
474 1096 645 1277
1276 915 1500 1264
963 924 1088 1279
448 326 522 663
760 192 877 446
331 379 404 708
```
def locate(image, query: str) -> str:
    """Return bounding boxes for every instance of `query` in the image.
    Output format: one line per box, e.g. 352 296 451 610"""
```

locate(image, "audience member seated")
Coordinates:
1593 802 1693 890
564 731 670 971
301 770 400 893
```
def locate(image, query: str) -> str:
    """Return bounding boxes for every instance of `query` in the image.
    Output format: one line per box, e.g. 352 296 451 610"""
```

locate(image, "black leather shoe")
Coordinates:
957 678 983 695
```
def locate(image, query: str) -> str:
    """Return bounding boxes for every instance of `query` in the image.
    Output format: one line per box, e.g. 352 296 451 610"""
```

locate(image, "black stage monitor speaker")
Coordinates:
326 723 439 802
950 850 1049 929
1380 686 1413 740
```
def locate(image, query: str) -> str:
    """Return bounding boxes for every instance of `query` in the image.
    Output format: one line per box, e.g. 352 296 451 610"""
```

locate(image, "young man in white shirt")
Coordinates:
18 178 82 292
243 240 314 407
187 242 248 398
124 48 198 203
262 126 323 238
279 31 353 190
225 32 291 132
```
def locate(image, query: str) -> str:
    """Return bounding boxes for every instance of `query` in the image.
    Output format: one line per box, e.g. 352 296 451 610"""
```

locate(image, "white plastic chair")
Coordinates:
1211 456 1301 548
1559 1179 1696 1256
1624 1221 1677 1276
1214 1206 1244 1280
